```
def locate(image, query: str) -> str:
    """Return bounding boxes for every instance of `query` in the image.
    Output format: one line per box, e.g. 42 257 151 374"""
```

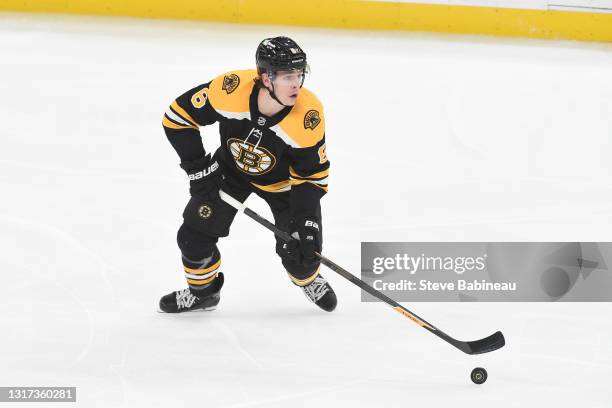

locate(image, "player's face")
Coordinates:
270 70 304 105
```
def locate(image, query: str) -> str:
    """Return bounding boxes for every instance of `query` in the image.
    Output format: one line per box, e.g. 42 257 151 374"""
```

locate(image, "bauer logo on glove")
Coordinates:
304 220 319 230
188 161 219 181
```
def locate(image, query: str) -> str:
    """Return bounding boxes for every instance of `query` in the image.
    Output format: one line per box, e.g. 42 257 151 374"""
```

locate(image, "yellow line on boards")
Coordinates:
2 0 612 42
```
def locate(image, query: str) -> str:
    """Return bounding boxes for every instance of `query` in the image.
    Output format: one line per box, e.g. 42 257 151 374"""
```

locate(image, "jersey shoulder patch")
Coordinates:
276 87 325 148
208 69 257 116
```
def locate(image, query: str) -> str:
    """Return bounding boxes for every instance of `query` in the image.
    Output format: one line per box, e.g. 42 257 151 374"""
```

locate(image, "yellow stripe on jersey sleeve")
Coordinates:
289 167 329 180
162 115 197 130
207 69 256 115
250 180 292 193
277 87 325 148
289 179 329 192
170 100 199 127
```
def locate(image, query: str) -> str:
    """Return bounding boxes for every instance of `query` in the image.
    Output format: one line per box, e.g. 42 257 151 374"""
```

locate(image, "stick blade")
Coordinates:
463 331 505 355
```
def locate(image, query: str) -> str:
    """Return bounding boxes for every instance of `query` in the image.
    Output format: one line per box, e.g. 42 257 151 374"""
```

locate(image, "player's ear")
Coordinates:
261 73 271 87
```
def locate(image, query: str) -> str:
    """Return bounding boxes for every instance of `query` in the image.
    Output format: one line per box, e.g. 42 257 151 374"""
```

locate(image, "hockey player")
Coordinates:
159 37 337 313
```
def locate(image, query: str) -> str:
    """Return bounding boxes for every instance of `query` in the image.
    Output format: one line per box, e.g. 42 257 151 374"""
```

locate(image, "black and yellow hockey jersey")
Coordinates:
163 69 329 213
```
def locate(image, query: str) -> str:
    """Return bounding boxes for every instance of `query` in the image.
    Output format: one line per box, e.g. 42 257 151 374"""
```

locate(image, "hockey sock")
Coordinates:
182 249 221 292
287 267 320 287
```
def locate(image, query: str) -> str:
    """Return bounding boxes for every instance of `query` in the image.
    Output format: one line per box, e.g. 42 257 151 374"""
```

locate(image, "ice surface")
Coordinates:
1 12 612 407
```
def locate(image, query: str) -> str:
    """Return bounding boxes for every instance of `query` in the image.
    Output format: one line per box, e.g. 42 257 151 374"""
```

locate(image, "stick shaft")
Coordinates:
219 190 505 355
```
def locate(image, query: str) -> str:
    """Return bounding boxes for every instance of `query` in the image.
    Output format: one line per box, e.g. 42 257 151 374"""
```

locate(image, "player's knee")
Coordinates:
182 194 238 238
177 223 218 259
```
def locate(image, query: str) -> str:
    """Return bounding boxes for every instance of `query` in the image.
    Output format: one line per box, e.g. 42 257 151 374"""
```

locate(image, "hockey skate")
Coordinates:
300 273 337 312
158 272 224 313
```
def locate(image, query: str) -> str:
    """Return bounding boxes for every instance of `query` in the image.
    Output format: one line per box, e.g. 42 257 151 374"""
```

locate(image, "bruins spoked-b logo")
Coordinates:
304 110 321 130
222 74 240 94
198 204 213 219
227 138 276 175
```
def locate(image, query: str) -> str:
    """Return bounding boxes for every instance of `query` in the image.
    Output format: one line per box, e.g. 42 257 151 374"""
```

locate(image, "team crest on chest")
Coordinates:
222 74 240 94
304 110 321 130
227 138 276 175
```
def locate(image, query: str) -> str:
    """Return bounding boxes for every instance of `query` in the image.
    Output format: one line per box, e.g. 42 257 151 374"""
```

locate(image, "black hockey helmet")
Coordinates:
255 36 308 78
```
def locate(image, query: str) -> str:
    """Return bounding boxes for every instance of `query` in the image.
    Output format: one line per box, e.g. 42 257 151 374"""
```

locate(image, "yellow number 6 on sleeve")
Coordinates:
191 88 209 109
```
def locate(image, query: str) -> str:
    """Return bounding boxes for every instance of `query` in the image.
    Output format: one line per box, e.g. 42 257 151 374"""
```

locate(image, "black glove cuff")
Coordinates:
180 155 220 182
290 217 319 234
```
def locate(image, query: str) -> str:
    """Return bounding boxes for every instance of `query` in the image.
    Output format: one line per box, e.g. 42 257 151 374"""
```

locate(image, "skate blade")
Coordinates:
156 306 217 313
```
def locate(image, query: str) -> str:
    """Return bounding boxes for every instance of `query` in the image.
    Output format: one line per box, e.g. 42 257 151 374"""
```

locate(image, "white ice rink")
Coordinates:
1 11 612 407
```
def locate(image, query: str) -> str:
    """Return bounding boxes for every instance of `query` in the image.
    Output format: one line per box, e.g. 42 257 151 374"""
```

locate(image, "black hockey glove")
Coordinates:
284 217 321 266
180 154 223 198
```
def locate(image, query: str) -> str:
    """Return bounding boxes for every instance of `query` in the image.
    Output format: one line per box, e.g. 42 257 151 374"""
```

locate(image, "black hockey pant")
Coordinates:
177 174 321 288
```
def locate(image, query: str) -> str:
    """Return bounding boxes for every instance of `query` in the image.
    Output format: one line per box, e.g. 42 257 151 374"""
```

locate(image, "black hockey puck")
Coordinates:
470 367 487 384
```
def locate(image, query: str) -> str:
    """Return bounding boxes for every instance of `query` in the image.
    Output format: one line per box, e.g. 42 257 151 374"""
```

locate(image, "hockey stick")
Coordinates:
219 190 505 355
